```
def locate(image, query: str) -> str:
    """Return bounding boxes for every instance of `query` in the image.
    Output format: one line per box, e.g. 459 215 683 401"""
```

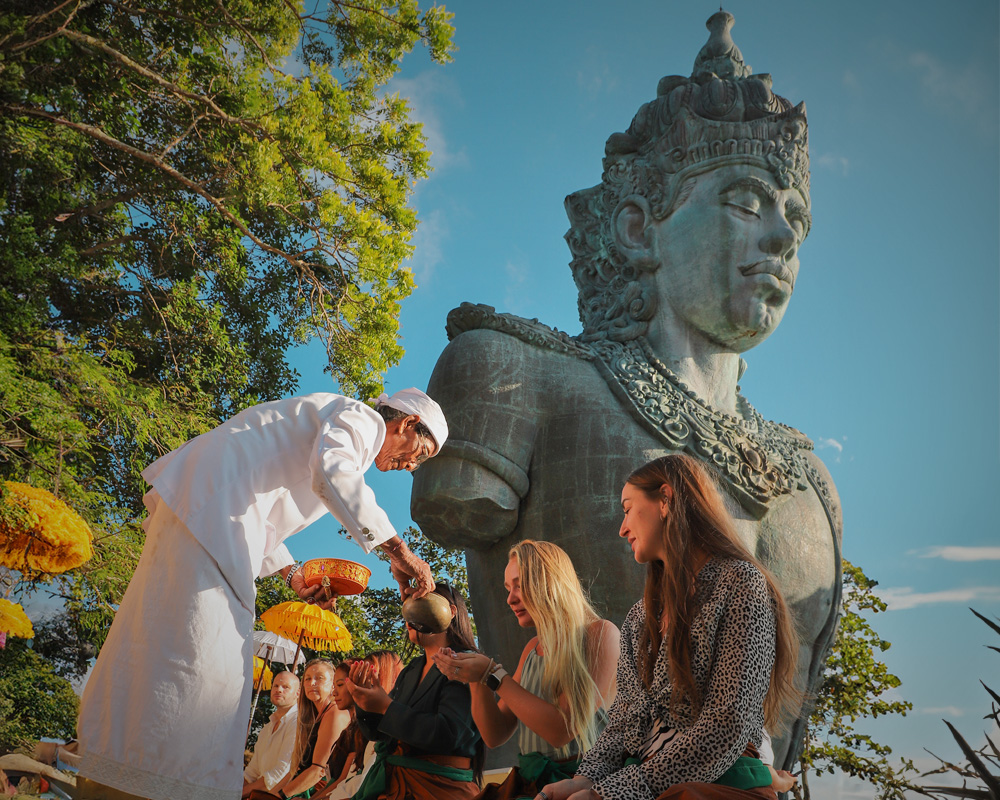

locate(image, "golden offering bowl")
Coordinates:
301 558 371 597
401 592 453 634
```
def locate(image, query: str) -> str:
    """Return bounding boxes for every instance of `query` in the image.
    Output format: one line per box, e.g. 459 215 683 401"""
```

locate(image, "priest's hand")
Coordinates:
381 537 435 599
289 567 339 610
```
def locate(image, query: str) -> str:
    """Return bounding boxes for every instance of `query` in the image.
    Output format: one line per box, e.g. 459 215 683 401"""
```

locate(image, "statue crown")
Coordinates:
565 11 810 343
602 10 809 211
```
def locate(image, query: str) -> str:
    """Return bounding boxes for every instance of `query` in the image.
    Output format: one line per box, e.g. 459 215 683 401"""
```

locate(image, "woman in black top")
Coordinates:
348 583 484 799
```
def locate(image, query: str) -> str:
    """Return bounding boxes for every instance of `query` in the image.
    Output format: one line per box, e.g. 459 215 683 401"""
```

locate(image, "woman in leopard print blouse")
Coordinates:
538 454 800 800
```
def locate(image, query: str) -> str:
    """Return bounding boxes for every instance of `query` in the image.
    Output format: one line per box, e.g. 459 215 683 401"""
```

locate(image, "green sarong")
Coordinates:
510 752 582 799
620 754 772 791
352 740 475 800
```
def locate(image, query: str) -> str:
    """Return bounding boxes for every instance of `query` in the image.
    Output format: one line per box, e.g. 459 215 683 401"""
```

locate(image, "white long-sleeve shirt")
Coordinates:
245 706 298 790
141 393 398 611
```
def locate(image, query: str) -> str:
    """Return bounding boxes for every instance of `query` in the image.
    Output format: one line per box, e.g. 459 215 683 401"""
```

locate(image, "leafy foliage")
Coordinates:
0 636 79 754
796 560 918 799
0 0 453 654
916 609 1000 799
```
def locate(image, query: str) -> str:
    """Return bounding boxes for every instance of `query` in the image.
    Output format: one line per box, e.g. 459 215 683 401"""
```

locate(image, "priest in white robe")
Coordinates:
76 389 448 800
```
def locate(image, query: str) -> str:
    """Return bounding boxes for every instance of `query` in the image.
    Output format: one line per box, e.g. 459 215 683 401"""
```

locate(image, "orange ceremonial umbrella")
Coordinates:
260 601 353 667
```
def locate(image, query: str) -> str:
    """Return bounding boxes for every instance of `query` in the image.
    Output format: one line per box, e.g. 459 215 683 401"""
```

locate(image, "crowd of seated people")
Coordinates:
246 454 800 800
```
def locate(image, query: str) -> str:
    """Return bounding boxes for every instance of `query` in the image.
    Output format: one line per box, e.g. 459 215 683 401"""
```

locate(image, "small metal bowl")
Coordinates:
401 593 453 634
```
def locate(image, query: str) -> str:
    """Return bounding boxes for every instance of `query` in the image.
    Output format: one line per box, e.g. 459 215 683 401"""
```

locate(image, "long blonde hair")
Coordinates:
509 540 606 751
626 454 800 732
291 658 337 773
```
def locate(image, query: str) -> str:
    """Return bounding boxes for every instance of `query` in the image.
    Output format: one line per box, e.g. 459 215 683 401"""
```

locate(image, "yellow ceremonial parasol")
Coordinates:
246 656 278 739
260 601 353 668
252 656 273 690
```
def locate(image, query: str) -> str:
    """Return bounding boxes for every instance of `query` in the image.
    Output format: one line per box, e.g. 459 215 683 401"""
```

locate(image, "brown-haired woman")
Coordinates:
539 454 800 800
319 651 404 800
348 583 484 799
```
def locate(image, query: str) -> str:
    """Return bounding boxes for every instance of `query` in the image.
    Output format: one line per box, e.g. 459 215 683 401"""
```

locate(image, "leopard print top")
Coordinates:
576 558 776 799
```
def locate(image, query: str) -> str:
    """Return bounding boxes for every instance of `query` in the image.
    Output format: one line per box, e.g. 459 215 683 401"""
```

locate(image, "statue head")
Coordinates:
566 11 811 349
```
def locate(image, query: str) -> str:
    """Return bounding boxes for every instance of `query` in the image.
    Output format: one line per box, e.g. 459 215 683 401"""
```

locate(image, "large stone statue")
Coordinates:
411 11 841 769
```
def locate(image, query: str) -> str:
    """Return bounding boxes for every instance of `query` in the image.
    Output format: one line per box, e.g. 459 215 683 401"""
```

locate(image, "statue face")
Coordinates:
645 164 810 352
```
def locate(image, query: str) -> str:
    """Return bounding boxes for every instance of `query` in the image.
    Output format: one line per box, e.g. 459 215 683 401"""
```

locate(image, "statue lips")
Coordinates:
739 259 796 296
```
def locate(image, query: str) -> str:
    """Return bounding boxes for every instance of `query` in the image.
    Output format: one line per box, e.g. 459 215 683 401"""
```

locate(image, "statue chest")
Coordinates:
522 398 838 641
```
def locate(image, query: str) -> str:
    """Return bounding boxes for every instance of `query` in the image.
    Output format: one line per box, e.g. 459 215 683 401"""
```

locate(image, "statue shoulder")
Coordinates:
445 303 593 361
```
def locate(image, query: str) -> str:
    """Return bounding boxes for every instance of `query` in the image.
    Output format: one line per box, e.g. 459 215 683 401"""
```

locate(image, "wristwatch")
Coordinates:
484 665 508 692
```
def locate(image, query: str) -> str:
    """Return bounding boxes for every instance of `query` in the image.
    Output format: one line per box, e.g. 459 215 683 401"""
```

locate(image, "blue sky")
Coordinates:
281 1 1000 794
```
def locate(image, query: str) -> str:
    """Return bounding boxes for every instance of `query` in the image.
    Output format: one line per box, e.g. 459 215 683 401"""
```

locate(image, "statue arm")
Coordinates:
411 330 539 549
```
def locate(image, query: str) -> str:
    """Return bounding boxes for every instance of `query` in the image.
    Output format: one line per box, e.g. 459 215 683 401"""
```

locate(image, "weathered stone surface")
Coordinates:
411 11 841 771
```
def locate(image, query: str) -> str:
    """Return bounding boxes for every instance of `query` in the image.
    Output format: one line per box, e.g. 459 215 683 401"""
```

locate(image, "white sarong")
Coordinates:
78 501 253 800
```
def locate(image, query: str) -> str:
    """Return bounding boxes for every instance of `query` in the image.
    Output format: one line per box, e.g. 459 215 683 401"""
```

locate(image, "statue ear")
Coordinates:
612 197 654 261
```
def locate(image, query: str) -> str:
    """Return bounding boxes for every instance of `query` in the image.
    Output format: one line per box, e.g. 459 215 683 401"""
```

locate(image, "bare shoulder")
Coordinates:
586 618 621 658
513 635 540 680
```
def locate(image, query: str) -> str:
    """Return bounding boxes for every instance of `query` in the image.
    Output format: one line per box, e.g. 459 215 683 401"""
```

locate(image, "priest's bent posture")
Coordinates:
77 389 448 800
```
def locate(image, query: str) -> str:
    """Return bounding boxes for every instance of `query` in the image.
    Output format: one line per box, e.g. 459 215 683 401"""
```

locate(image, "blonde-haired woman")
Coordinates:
540 454 800 800
256 659 338 800
433 540 619 800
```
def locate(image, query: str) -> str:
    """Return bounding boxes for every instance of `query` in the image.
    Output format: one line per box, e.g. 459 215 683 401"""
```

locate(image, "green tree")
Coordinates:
0 0 454 651
0 636 79 754
796 560 918 799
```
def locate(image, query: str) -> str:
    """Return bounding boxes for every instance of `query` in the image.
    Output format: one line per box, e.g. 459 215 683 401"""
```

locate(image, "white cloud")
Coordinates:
389 72 467 173
919 706 964 717
816 436 847 463
577 47 619 101
406 208 448 283
912 546 1000 562
889 45 995 136
504 257 530 313
816 153 850 175
876 585 1000 611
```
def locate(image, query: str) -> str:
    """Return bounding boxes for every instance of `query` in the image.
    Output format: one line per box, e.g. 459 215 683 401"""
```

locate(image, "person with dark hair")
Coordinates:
348 584 485 799
433 540 619 800
320 652 404 800
539 454 800 800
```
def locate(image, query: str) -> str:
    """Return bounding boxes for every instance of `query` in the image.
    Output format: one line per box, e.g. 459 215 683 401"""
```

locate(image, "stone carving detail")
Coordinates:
565 10 810 345
591 337 810 519
446 302 592 359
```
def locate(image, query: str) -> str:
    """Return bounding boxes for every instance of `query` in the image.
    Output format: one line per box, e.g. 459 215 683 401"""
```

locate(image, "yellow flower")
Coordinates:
0 482 94 574
0 598 34 639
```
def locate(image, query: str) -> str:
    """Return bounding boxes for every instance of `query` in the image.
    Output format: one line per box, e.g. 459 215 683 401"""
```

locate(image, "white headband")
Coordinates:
372 388 449 451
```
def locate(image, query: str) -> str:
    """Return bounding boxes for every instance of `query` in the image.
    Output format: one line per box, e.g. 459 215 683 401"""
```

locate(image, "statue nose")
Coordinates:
759 216 797 258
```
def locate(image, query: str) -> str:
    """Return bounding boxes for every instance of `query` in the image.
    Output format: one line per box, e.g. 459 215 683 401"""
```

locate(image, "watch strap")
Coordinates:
485 665 508 691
